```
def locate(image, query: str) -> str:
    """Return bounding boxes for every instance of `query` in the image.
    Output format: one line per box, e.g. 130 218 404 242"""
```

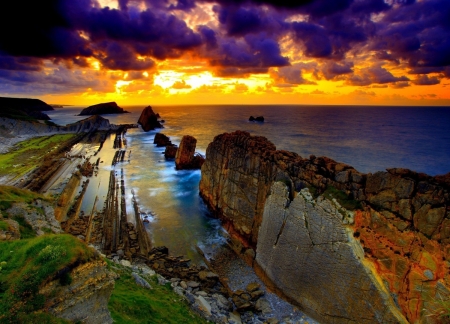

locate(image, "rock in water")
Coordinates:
249 116 264 122
78 102 129 115
137 106 163 132
175 135 205 170
154 133 172 147
164 145 178 159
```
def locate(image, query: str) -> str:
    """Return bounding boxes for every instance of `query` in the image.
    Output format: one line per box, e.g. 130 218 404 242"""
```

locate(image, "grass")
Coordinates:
0 134 77 179
109 264 208 324
323 185 362 211
0 220 9 231
0 107 38 122
424 294 450 324
0 234 95 322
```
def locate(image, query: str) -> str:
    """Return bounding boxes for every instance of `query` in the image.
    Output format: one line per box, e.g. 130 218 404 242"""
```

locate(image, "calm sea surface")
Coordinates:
47 105 450 262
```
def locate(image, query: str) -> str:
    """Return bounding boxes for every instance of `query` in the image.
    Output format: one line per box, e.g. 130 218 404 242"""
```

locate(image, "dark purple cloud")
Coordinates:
412 75 440 85
321 61 353 80
346 66 409 86
94 41 155 70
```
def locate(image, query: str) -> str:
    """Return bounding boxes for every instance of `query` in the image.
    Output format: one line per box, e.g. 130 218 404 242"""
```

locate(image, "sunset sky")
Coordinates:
0 0 449 106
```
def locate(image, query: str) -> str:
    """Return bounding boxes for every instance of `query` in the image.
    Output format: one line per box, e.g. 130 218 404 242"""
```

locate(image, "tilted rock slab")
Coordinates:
256 183 406 323
199 131 450 323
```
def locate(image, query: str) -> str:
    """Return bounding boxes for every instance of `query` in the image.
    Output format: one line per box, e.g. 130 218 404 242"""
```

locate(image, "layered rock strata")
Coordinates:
199 130 450 323
39 259 117 324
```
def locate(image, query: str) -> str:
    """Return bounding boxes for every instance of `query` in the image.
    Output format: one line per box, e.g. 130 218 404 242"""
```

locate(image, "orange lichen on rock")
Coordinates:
354 208 449 322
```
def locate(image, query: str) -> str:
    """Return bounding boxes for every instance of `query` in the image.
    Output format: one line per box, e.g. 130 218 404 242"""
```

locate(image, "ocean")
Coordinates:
47 105 450 262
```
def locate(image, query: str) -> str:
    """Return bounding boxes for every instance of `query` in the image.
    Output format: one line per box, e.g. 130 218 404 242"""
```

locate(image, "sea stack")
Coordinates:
78 102 129 115
137 106 163 132
175 135 204 170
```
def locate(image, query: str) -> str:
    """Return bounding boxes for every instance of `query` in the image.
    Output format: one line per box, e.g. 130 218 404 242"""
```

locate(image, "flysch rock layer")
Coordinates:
199 130 450 323
39 259 117 324
256 182 406 323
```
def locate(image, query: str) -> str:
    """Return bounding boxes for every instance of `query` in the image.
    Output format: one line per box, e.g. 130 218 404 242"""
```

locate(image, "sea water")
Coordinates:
47 105 450 262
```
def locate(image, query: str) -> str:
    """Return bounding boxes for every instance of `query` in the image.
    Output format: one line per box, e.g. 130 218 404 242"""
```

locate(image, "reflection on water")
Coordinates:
47 105 450 263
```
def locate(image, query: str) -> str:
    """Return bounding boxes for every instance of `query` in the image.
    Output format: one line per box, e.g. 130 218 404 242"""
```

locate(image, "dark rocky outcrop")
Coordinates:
78 102 129 115
164 145 178 159
199 130 450 323
137 106 162 132
175 135 204 170
249 116 264 122
154 133 172 147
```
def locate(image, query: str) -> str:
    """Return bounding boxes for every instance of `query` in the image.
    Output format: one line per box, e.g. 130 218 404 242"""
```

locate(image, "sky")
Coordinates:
0 0 449 106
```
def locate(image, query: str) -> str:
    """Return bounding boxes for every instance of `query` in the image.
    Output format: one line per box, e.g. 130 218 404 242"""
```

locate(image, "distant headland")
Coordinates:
78 102 129 116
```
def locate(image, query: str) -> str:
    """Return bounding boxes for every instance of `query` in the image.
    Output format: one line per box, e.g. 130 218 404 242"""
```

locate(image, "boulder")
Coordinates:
175 135 204 170
154 133 172 147
137 106 163 132
78 102 129 115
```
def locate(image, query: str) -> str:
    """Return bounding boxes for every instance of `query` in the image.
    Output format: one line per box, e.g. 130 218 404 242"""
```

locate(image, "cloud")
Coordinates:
346 65 409 86
270 66 316 85
171 80 192 89
412 75 440 85
95 41 155 70
321 61 353 80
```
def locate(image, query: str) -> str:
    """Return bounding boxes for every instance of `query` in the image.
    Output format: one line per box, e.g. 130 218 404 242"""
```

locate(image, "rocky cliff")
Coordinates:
199 130 450 323
175 135 204 170
78 102 129 115
0 115 115 137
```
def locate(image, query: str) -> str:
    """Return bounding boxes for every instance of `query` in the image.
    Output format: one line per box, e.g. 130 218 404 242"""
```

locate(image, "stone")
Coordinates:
120 260 131 267
175 135 204 170
154 133 172 147
180 281 188 289
246 282 261 292
196 296 212 316
132 272 153 289
255 298 272 314
187 281 200 288
137 106 163 132
228 311 242 324
249 116 264 122
195 290 208 297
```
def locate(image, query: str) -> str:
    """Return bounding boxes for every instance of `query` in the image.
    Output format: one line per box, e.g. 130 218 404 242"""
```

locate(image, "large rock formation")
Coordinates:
199 131 450 323
175 135 204 170
78 102 129 115
0 97 54 120
137 106 162 132
154 133 172 147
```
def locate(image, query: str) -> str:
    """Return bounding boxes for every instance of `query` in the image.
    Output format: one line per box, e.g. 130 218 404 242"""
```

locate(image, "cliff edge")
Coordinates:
199 130 450 323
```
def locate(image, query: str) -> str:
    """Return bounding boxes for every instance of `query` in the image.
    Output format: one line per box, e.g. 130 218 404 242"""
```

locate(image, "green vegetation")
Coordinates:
424 294 450 323
0 220 8 231
109 264 208 324
0 134 77 179
0 107 37 122
323 185 362 211
0 234 95 322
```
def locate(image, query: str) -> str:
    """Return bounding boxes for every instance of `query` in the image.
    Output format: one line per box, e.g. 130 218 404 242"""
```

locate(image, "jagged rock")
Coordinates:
164 145 178 159
175 135 204 170
78 102 129 115
249 116 264 122
132 272 153 289
246 282 260 292
137 106 163 132
39 259 117 324
195 296 212 316
154 133 172 147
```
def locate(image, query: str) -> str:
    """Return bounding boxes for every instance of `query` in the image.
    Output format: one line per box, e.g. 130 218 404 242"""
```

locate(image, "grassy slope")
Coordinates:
0 134 76 179
109 264 208 324
0 234 94 323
